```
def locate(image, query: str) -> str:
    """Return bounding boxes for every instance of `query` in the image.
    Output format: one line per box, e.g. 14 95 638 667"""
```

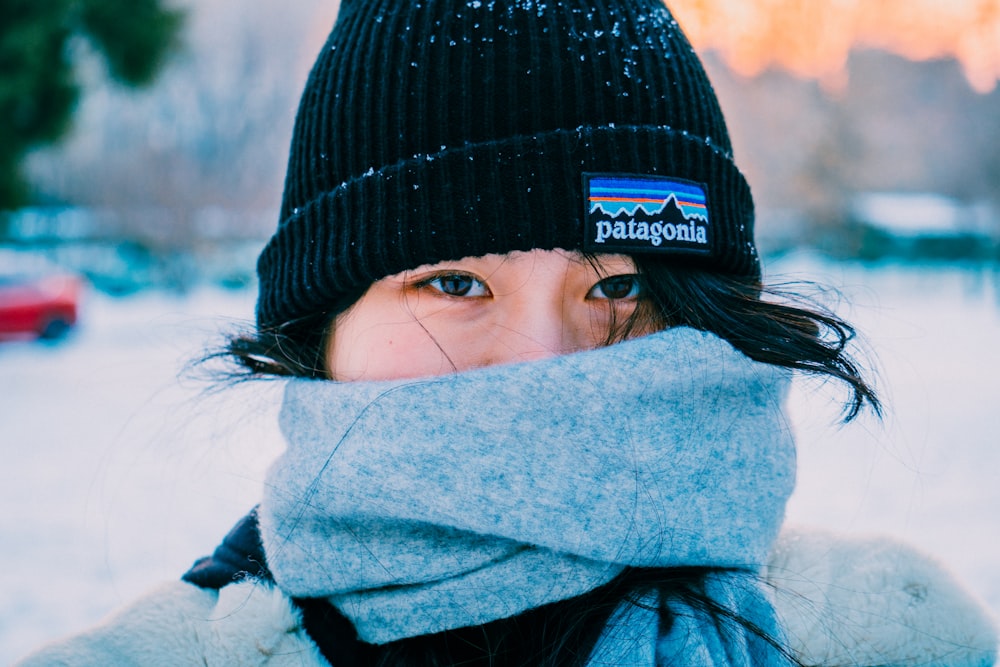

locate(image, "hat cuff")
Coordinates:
257 124 757 329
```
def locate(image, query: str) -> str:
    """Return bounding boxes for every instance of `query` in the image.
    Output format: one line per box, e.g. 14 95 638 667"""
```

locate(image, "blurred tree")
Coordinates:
0 0 183 209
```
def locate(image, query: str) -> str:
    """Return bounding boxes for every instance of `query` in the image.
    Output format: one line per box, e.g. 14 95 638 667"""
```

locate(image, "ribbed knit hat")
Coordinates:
256 0 758 330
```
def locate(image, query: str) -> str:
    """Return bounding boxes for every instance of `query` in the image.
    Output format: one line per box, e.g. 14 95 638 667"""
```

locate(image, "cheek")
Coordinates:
576 301 642 344
328 319 458 381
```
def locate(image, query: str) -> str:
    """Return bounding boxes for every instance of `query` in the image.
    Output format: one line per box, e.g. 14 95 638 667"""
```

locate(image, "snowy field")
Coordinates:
2 253 998 663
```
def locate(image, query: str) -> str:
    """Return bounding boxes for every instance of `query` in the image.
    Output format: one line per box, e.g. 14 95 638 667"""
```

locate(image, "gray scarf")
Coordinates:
259 327 796 664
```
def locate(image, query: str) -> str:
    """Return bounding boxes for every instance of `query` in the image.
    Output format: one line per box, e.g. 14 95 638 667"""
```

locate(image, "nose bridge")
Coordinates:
493 279 574 363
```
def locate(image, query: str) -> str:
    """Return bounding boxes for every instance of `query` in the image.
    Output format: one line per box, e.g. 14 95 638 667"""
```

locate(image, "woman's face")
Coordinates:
326 249 650 381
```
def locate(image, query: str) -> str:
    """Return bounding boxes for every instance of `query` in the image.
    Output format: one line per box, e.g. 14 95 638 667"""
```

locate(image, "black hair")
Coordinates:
631 258 880 421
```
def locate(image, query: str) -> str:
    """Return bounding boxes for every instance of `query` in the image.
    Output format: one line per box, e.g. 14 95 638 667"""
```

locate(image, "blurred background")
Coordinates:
2 0 999 662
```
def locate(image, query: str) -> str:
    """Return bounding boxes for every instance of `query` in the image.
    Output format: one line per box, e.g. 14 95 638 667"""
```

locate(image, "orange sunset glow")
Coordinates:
670 0 1000 92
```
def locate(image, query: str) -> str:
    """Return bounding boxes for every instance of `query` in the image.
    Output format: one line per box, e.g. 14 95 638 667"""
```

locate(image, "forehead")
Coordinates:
398 249 637 277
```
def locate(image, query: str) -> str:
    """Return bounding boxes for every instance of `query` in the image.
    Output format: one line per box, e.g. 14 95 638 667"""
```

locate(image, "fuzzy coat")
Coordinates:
18 527 998 667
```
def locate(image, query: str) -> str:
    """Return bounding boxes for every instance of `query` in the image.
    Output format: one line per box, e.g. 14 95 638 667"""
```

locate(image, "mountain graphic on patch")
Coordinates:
583 174 712 256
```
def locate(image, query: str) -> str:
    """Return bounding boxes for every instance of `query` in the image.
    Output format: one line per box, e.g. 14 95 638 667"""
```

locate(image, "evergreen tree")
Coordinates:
0 0 183 209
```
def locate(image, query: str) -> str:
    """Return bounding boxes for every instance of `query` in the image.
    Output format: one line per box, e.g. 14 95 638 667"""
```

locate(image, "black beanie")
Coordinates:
256 0 758 330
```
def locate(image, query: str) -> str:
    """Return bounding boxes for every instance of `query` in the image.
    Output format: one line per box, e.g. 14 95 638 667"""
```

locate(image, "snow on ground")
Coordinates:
773 256 1000 626
1 254 998 663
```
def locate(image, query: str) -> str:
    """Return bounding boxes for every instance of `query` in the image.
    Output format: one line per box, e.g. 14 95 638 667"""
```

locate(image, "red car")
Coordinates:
0 256 83 341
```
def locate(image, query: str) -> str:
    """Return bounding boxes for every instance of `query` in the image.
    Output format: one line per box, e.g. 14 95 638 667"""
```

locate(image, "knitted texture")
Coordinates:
257 0 758 329
258 327 796 650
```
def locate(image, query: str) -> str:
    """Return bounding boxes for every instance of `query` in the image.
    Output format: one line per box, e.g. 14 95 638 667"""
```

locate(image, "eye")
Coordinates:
418 272 491 297
588 274 642 300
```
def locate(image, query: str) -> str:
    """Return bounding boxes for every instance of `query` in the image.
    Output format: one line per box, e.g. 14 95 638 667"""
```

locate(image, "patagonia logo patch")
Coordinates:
582 174 712 255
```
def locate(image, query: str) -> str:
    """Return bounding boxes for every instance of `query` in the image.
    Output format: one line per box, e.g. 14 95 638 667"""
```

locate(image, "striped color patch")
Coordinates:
583 173 712 256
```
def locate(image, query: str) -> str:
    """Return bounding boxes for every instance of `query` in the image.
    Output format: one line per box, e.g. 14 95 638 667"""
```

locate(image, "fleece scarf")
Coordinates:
258 327 797 664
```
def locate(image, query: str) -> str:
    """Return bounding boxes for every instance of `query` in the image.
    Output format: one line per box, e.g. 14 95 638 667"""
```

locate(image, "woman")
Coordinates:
20 0 996 665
